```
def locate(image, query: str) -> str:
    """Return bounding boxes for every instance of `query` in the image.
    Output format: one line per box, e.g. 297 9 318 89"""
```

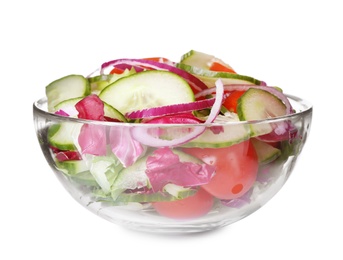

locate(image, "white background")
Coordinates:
1 0 342 259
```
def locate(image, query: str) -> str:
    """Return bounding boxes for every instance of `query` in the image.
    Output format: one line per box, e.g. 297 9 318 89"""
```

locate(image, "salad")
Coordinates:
44 50 299 219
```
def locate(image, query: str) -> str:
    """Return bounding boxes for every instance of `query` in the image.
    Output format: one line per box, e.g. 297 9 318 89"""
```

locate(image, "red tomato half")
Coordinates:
182 141 259 200
153 188 214 219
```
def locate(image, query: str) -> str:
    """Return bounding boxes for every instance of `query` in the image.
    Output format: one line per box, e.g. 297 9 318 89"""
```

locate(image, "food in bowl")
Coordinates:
33 50 312 233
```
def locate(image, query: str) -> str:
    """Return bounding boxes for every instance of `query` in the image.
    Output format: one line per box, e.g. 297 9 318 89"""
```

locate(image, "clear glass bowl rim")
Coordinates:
33 94 313 127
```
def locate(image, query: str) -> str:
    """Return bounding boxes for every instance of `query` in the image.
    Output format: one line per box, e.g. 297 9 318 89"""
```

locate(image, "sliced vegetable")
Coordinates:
55 159 89 175
76 94 105 121
109 125 145 168
47 123 82 151
46 75 90 112
176 63 264 87
251 138 281 164
195 85 293 115
88 68 136 94
183 114 251 148
99 70 195 115
125 96 219 120
237 88 287 137
180 50 236 73
99 58 209 94
129 79 224 147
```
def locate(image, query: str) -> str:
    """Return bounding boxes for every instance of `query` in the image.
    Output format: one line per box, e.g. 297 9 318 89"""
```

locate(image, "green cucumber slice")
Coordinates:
251 139 281 164
69 171 98 186
54 97 82 114
176 63 262 87
86 154 123 194
111 153 150 200
88 68 136 94
46 75 90 112
55 160 88 175
94 189 196 205
163 183 197 199
47 123 82 150
103 101 127 122
180 50 234 71
237 88 287 136
183 114 250 148
99 70 195 115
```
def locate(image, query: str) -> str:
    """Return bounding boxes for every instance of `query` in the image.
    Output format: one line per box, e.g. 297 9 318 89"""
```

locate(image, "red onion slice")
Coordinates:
126 97 218 119
130 79 224 147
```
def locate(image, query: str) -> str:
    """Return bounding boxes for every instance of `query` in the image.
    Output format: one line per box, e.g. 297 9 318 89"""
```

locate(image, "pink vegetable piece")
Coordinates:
76 95 107 156
75 94 105 121
55 109 69 117
78 125 107 156
146 148 216 192
109 126 145 168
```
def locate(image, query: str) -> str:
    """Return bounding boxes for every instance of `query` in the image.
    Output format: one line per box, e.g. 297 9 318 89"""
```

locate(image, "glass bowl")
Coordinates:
33 94 312 233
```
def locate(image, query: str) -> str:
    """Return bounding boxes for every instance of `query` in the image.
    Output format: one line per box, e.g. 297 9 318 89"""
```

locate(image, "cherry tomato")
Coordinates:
182 141 259 200
153 188 214 219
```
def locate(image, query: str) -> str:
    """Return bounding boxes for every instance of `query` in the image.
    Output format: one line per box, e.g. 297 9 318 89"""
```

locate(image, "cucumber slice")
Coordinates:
99 70 195 115
183 114 250 148
176 63 263 87
103 101 127 122
110 153 150 200
163 183 196 199
114 188 196 204
54 97 82 116
55 160 88 175
46 75 90 112
96 181 197 205
88 68 136 94
69 171 98 186
180 50 234 71
85 154 123 194
251 138 281 164
47 123 82 150
237 88 287 137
